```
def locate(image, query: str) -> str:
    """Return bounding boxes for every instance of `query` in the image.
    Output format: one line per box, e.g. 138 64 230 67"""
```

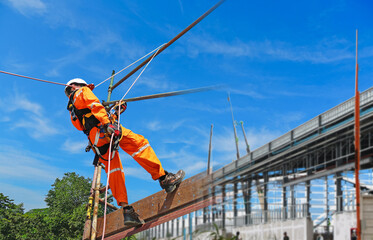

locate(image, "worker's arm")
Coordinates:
81 87 111 125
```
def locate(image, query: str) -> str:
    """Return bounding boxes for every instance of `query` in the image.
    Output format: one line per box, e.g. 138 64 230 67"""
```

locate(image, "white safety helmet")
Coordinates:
65 78 87 96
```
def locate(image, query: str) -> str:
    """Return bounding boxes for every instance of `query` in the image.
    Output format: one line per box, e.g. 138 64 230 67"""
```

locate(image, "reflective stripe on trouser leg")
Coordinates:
100 153 128 205
120 127 166 180
89 126 128 205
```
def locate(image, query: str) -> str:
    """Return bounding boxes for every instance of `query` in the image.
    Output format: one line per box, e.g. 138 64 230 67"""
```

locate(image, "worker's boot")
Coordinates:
122 206 145 227
159 170 185 193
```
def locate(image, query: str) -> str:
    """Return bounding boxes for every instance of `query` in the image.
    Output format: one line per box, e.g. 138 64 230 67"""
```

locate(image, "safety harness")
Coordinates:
67 89 121 165
67 90 100 135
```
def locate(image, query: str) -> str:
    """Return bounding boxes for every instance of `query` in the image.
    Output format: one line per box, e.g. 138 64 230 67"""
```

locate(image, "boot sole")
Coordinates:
124 220 145 227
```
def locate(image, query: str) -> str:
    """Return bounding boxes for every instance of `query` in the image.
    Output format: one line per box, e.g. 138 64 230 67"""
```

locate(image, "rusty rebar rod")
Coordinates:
102 85 218 106
111 0 225 91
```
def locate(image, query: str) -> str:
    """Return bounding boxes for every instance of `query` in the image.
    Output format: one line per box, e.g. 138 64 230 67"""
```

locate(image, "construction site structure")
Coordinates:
128 86 373 240
80 3 370 239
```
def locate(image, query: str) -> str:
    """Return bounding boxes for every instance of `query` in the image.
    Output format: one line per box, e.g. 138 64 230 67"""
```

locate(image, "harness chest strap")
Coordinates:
67 89 100 135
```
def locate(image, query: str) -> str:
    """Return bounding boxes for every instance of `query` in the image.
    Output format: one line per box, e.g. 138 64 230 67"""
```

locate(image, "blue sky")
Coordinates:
1 0 373 211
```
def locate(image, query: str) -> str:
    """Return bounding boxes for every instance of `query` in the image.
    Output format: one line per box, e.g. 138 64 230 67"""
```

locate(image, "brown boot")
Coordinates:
159 170 185 193
123 206 145 227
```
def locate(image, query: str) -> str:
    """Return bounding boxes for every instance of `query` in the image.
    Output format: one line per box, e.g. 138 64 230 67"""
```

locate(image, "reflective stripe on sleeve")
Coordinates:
90 102 101 109
131 144 150 157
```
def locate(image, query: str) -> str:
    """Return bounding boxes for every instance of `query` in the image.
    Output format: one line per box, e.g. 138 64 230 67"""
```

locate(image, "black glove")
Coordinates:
104 122 122 137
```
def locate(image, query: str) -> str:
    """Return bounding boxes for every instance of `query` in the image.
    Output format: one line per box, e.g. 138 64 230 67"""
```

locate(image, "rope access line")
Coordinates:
117 45 162 129
102 133 115 240
99 45 161 238
0 70 69 87
1 43 166 93
95 43 166 88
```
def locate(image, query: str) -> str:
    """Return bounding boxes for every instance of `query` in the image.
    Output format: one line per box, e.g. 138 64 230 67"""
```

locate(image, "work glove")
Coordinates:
109 101 127 120
104 122 122 137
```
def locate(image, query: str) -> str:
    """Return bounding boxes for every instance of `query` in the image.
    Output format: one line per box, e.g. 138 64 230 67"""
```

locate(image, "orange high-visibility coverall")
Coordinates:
69 86 166 205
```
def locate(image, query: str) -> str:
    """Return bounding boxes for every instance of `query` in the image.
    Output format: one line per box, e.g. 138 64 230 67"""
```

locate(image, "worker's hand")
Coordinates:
104 123 122 137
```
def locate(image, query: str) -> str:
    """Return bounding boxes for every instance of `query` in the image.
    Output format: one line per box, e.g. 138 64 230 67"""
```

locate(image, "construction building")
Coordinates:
135 87 373 240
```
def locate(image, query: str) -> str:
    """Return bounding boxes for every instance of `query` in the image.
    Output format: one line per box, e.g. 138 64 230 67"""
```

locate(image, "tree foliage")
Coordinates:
0 193 26 239
0 172 113 240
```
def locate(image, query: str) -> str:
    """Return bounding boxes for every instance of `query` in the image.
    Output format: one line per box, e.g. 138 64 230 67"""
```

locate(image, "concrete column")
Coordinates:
203 207 207 223
305 180 311 217
212 186 216 223
177 218 179 237
290 185 296 219
189 213 193 240
243 178 252 225
305 154 311 218
325 176 330 233
167 220 169 238
183 216 186 240
157 224 160 239
283 182 288 220
264 172 269 223
162 223 166 238
234 182 238 226
336 172 343 212
222 185 226 230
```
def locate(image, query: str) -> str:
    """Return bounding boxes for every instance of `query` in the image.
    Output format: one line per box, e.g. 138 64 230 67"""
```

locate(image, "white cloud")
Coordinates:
244 127 282 150
1 182 47 211
14 115 59 139
47 30 147 78
7 93 43 116
2 92 60 139
177 0 184 14
157 147 208 176
136 75 180 92
123 166 153 181
229 88 266 99
184 34 357 64
0 116 11 122
145 119 186 132
0 145 61 183
62 139 88 154
5 0 46 16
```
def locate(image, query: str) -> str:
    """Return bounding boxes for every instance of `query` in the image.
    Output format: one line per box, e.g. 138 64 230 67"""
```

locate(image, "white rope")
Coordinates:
101 133 115 240
117 46 162 127
95 43 166 88
101 45 161 237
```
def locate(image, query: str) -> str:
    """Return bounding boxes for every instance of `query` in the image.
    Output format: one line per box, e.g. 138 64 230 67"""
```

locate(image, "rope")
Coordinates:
117 46 162 126
1 43 166 93
95 43 166 88
0 70 69 86
100 45 161 237
101 133 115 240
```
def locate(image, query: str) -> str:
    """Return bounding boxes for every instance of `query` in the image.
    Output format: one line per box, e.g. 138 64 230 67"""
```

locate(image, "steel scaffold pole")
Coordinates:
354 29 362 240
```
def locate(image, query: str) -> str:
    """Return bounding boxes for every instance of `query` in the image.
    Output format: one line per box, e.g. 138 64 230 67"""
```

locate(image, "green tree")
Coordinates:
0 193 26 240
22 208 53 240
45 172 92 240
0 172 114 239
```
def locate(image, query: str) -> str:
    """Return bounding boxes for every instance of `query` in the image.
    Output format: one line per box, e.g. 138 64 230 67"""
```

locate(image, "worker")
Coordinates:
283 232 289 240
65 78 185 226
